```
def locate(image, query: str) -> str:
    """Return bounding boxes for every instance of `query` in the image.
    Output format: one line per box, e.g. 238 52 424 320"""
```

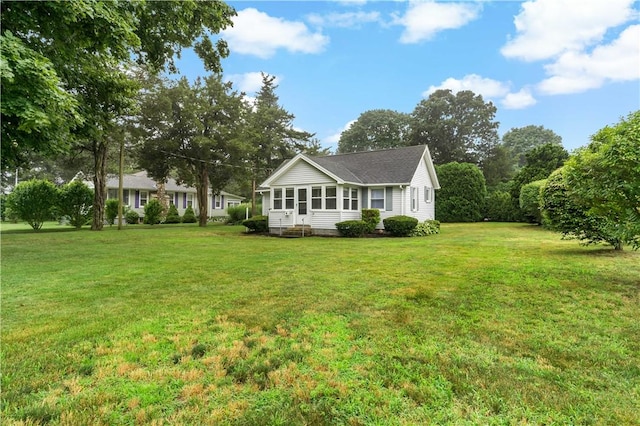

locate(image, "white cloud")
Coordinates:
538 24 640 94
307 11 381 29
324 119 357 146
424 74 539 110
424 74 510 99
501 88 537 109
222 8 329 59
226 72 281 94
394 1 481 44
501 0 637 62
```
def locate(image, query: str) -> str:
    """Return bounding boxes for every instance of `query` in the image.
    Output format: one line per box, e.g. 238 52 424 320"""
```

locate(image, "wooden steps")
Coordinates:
280 225 312 237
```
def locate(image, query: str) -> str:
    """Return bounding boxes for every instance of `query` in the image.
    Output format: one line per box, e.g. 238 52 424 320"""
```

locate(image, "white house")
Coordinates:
258 145 440 235
85 171 244 219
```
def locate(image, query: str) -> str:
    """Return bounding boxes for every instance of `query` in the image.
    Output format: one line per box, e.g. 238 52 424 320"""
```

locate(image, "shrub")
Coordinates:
164 203 181 224
383 215 418 236
182 206 197 223
484 188 520 222
105 199 120 225
361 208 380 233
435 162 487 222
227 203 251 224
5 179 58 230
519 179 546 224
143 199 163 225
58 180 93 229
411 220 440 237
243 215 268 233
125 210 139 224
335 220 368 237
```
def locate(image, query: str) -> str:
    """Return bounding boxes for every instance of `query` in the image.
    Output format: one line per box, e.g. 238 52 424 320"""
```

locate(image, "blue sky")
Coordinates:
176 0 640 153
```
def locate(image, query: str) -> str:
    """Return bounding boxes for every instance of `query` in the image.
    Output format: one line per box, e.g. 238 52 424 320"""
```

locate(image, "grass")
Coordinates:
1 222 639 425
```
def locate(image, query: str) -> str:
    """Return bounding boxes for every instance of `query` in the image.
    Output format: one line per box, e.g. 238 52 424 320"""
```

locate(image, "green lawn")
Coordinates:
2 222 639 425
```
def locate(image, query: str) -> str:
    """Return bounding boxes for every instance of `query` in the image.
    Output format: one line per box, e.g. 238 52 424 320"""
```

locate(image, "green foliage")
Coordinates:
484 188 520 222
143 199 163 225
361 208 381 233
58 180 93 229
383 215 419 236
164 203 181 224
138 75 247 227
335 220 368 237
0 32 81 170
435 162 487 222
242 215 268 233
410 89 499 165
481 144 515 186
0 194 7 221
519 180 546 224
105 199 120 226
557 111 640 250
182 206 197 224
227 203 252 224
502 125 563 168
510 143 569 208
5 179 58 230
411 220 441 237
337 109 410 153
125 210 139 225
1 0 236 231
540 168 617 248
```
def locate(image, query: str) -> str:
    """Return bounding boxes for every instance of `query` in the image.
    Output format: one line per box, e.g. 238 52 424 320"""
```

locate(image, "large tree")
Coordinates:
138 75 247 227
409 89 499 165
559 111 640 250
337 109 411 154
1 0 236 230
245 73 313 215
502 125 563 168
1 32 82 171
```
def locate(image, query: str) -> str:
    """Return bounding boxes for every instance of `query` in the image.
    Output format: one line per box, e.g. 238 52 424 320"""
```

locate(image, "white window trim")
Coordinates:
140 190 149 207
411 186 419 212
424 186 432 203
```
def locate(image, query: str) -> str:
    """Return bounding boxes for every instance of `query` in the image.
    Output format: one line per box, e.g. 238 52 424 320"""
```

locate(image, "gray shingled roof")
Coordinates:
309 145 428 184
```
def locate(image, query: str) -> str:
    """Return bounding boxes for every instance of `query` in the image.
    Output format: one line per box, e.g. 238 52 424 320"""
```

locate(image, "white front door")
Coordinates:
296 187 309 225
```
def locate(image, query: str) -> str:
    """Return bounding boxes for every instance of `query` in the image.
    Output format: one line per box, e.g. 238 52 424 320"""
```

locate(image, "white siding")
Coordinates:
261 193 270 216
274 161 334 186
408 156 436 221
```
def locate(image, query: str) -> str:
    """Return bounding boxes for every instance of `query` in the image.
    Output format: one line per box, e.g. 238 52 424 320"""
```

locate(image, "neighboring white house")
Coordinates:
258 145 440 235
84 171 244 219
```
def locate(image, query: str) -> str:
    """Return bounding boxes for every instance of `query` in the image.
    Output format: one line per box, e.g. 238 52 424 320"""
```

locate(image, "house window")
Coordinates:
107 189 117 199
186 193 194 208
122 189 129 206
312 186 322 209
273 188 283 209
424 186 432 203
227 201 240 208
343 188 350 210
325 186 337 210
411 186 419 211
371 188 384 209
215 196 221 209
140 191 148 207
342 187 359 210
285 188 294 209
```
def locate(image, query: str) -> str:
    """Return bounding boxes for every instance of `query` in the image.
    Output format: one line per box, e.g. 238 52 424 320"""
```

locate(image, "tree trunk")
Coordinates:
196 166 209 227
91 140 108 230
